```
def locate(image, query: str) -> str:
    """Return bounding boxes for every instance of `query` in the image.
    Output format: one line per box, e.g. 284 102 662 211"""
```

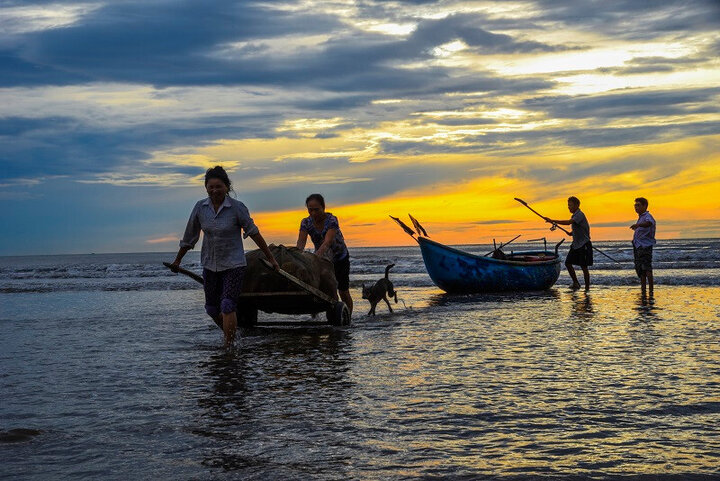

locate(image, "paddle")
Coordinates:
514 198 571 235
514 198 623 265
163 262 204 285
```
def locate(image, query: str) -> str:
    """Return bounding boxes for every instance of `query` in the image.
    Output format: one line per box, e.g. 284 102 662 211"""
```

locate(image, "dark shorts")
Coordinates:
566 242 593 267
633 245 653 276
202 266 246 317
333 255 350 291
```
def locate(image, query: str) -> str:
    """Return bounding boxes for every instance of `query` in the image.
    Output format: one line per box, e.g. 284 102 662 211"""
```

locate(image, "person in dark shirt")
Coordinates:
296 193 353 316
544 196 592 290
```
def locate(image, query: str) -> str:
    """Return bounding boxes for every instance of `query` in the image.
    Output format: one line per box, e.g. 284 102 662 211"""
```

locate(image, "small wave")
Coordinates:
639 402 720 417
0 278 201 294
2 245 720 293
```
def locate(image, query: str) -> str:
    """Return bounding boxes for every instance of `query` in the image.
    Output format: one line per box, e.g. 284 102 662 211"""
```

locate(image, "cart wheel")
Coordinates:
327 301 350 326
237 306 258 328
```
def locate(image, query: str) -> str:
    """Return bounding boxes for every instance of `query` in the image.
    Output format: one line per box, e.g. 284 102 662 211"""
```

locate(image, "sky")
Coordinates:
1 0 719 255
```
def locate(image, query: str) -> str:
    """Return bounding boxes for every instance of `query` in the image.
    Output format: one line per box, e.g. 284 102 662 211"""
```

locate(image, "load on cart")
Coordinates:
165 244 350 327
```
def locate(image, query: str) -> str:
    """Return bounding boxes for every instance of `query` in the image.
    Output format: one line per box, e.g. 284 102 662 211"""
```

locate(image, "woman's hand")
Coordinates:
170 246 190 272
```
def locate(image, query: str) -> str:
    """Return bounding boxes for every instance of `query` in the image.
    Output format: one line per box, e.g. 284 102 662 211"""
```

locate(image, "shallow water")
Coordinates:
1 245 720 480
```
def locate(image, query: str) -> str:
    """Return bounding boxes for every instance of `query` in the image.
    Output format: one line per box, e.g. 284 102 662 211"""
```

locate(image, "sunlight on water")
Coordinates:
1 248 719 479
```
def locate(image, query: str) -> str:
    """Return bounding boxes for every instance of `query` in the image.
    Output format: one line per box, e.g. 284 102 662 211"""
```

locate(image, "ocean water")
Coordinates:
1 239 719 480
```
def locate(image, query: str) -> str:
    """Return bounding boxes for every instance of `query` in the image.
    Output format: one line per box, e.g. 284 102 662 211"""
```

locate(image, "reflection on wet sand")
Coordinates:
426 289 561 308
634 291 660 322
187 286 720 478
194 329 353 474
569 290 595 321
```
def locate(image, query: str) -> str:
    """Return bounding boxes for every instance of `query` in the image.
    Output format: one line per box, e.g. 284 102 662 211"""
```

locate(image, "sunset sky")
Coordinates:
1 0 719 255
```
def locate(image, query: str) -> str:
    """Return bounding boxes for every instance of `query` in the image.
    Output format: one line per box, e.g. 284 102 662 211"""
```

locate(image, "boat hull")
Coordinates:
418 237 562 293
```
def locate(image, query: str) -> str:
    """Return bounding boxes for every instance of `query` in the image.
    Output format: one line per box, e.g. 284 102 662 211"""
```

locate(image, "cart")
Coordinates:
163 261 351 327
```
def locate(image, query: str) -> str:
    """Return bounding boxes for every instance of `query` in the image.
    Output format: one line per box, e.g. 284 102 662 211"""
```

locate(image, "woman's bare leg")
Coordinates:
222 311 237 346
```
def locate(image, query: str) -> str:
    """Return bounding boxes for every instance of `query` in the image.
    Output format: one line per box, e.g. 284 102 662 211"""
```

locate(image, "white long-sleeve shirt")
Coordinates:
180 197 259 272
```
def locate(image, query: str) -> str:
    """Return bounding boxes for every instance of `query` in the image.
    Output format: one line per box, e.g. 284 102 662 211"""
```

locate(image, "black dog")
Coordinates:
361 264 398 316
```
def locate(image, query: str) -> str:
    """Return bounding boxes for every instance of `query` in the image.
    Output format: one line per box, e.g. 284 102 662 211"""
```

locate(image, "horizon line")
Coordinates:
1 236 718 258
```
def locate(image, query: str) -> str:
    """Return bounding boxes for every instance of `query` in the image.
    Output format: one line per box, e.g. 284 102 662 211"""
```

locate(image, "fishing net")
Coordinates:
243 244 338 297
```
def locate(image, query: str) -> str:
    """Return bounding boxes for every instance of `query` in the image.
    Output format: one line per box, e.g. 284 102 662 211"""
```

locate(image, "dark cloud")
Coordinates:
533 0 720 39
1 0 718 254
597 55 710 75
523 88 720 120
1 2 563 91
377 119 720 157
241 160 473 211
708 38 720 56
408 14 560 54
506 135 720 190
7 1 340 87
313 132 340 139
1 1 718 198
0 116 73 136
0 113 277 180
0 51 91 86
429 118 498 126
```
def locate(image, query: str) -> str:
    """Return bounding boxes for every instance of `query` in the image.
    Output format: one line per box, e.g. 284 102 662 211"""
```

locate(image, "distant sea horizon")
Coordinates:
1 236 718 258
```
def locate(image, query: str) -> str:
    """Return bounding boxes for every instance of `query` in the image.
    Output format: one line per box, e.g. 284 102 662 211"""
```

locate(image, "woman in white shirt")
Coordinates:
170 166 278 347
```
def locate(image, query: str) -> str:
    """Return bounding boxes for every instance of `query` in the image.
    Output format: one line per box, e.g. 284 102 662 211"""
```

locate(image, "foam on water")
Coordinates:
1 239 718 293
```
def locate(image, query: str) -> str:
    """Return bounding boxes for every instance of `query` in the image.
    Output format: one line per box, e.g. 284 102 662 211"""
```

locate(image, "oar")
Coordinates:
514 198 571 235
514 198 623 265
163 262 204 285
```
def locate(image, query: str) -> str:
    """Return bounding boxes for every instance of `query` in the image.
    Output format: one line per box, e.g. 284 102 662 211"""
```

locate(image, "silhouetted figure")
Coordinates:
544 196 592 290
631 197 656 297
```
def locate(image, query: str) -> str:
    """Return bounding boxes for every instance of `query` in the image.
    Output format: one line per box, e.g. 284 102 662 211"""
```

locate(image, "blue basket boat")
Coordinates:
417 237 562 293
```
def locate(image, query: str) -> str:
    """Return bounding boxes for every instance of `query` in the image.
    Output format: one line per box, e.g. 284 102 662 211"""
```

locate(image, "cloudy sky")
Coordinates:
1 0 719 255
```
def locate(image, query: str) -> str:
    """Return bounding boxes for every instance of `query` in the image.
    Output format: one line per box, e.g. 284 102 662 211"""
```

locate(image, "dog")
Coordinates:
361 263 398 316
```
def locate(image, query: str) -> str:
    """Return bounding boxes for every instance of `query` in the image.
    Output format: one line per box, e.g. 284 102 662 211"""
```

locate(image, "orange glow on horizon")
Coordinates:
251 135 720 247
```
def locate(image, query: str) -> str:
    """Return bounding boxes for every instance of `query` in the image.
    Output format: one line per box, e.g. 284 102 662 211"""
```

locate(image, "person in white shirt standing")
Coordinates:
170 166 279 347
631 197 656 296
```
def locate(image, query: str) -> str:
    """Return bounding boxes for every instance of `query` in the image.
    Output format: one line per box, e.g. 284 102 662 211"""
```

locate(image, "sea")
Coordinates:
1 239 719 480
